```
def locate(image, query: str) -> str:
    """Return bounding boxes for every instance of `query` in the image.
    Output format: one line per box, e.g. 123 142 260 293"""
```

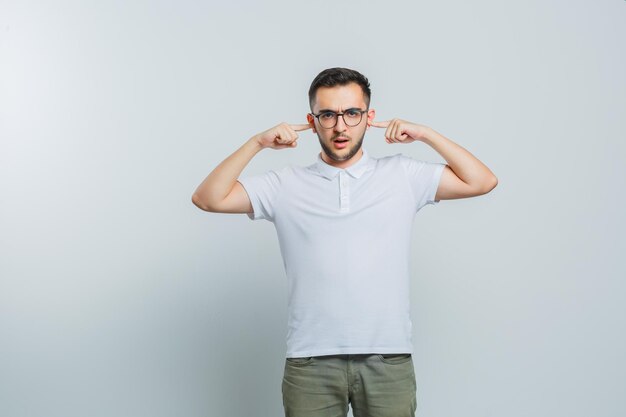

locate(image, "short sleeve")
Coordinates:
398 155 446 212
237 170 282 221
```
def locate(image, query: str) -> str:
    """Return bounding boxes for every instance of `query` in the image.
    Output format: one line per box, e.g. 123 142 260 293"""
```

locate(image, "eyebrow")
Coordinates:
317 107 363 113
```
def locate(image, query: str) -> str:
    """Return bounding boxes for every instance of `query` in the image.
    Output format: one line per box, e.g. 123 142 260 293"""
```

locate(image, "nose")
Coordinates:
334 114 347 132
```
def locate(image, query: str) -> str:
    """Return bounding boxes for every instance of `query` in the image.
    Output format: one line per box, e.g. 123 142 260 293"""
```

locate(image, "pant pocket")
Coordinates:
377 353 412 365
285 356 314 366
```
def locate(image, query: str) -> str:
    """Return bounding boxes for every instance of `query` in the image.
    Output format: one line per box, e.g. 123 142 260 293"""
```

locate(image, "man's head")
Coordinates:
308 67 371 111
307 68 375 168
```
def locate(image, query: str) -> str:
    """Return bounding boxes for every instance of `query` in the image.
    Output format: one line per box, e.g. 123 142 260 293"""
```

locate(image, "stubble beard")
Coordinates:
318 131 366 163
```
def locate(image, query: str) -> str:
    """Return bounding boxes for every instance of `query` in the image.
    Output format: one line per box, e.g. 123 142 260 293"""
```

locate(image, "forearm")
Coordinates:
192 136 263 208
422 128 497 191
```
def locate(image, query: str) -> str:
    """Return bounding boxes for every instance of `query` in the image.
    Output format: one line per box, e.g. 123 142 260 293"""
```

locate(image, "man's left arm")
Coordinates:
370 119 498 200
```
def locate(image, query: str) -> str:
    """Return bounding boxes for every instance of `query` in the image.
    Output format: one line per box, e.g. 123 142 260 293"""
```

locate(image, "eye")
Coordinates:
320 112 336 119
345 109 360 118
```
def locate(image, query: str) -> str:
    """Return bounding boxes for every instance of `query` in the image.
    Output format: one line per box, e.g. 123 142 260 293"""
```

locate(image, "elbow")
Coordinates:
472 175 498 196
192 193 213 212
482 175 498 194
490 175 498 190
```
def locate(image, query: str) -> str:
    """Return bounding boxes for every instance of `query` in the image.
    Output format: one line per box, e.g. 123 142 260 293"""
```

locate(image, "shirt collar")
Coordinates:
313 148 373 180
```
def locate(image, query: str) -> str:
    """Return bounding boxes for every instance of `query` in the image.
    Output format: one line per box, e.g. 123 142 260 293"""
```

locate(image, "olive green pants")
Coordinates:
282 353 417 417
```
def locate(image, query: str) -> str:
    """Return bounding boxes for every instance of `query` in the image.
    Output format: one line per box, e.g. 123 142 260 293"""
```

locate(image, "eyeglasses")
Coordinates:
309 108 368 129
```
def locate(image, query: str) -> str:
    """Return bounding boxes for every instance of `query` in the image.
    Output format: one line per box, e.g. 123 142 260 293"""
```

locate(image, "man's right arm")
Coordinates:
191 122 311 213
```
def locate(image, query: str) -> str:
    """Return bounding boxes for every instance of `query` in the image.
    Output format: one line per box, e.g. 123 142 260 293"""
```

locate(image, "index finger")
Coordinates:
370 120 390 128
290 123 312 132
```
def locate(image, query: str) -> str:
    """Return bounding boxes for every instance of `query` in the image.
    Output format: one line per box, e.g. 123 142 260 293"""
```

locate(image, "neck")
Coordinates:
321 148 364 169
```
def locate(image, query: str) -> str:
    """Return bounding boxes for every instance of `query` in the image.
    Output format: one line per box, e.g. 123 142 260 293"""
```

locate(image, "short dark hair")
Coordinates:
308 67 371 110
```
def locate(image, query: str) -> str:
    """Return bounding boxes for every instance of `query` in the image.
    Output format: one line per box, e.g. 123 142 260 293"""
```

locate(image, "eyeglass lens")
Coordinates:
318 110 363 128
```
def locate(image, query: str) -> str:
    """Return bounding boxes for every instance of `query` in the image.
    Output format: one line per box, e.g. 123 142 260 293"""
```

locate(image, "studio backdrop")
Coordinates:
1 1 625 417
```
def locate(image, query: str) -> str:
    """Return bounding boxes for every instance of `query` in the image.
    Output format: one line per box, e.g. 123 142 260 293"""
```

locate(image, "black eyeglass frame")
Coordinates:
309 108 369 129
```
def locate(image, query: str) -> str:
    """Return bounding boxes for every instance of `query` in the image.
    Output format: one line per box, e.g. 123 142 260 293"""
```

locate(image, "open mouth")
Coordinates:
333 137 350 149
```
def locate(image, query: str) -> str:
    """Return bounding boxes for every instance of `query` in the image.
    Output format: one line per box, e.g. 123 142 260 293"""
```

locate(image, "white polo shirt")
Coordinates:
238 148 446 358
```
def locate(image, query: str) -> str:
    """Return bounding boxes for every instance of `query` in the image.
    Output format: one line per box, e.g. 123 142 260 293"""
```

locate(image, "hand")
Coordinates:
253 122 311 150
370 119 431 144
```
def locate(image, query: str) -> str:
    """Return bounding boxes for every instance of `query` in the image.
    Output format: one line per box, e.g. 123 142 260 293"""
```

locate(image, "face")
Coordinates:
307 82 375 168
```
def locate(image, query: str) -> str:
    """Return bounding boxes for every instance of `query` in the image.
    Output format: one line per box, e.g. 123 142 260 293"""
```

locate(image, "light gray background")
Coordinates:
1 1 624 416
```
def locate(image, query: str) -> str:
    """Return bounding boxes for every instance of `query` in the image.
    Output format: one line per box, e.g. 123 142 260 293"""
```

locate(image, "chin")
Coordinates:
330 152 356 161
321 143 362 161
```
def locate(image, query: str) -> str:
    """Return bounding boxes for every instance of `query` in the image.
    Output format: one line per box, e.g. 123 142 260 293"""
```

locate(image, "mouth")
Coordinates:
333 137 350 149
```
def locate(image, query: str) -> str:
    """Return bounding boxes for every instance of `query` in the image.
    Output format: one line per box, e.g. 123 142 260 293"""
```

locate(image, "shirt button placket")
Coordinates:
339 171 349 213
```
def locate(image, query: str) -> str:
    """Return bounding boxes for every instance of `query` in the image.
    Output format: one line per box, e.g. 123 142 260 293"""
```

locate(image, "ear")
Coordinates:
306 113 317 133
366 108 376 129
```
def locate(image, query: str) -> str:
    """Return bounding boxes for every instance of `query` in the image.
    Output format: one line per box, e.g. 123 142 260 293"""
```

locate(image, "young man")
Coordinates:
192 67 497 417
